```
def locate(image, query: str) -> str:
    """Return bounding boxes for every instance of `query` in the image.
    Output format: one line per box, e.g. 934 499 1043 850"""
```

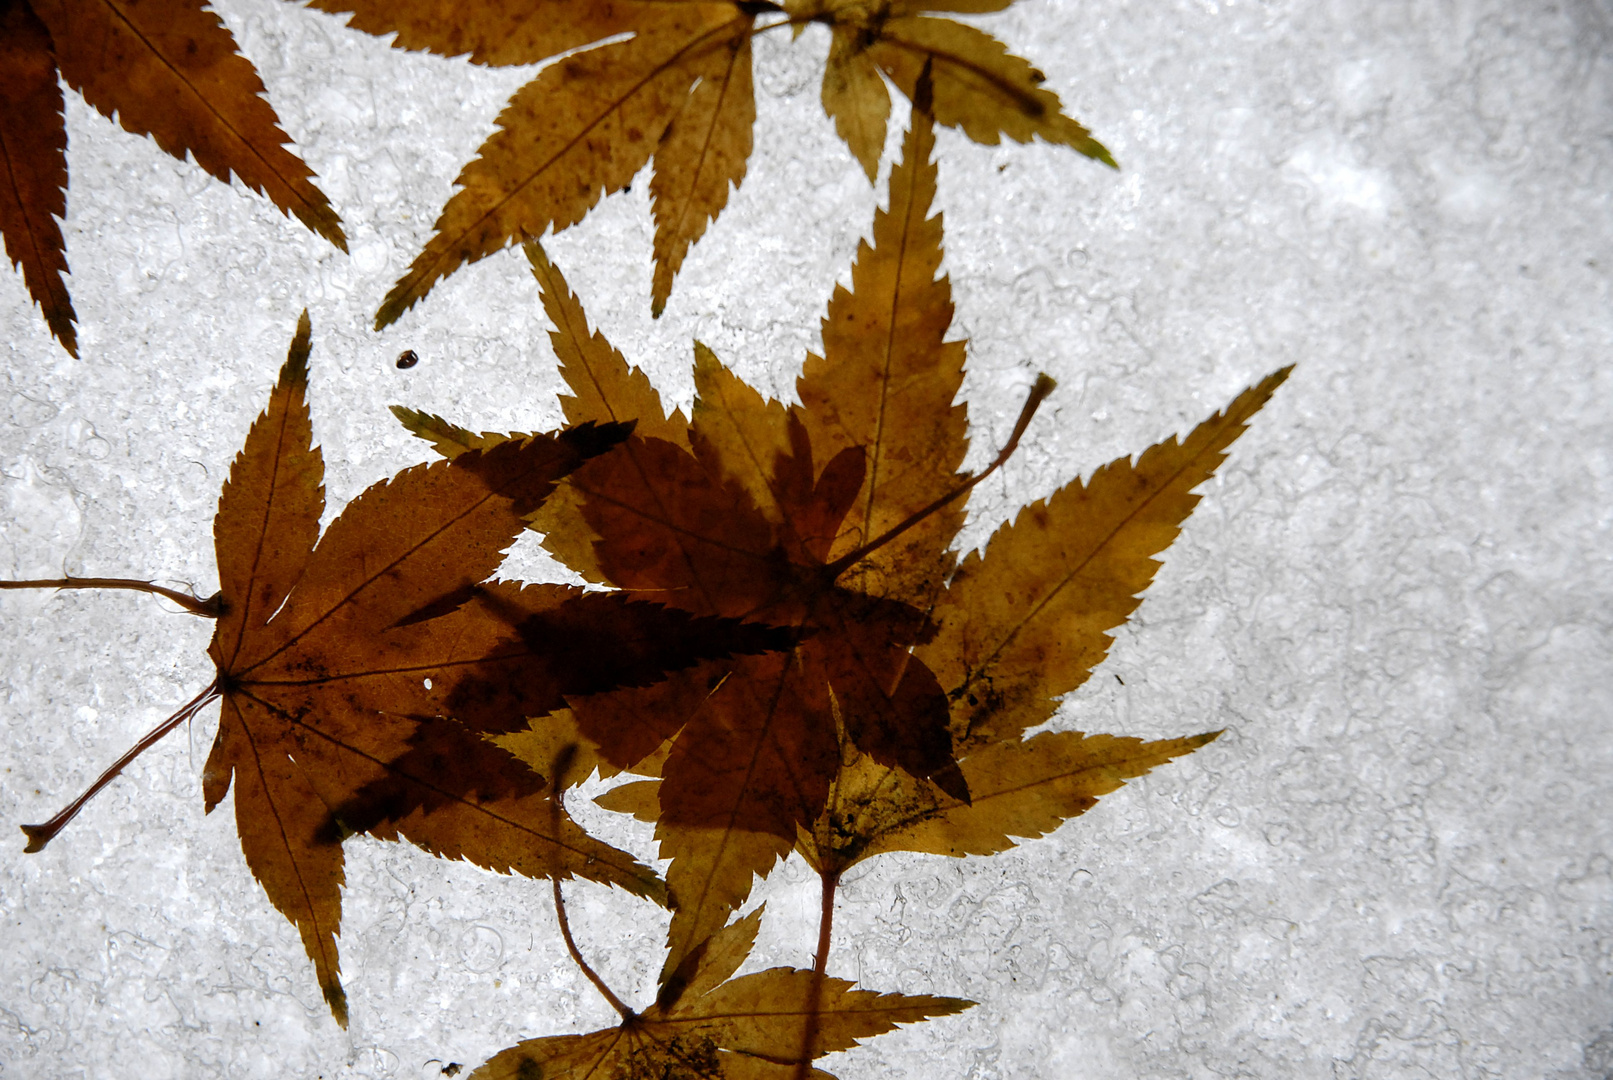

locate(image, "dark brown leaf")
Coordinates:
18 312 798 1027
0 2 74 355
5 0 343 353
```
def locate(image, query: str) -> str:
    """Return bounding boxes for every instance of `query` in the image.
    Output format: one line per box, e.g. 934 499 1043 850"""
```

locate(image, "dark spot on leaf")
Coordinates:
622 1034 721 1079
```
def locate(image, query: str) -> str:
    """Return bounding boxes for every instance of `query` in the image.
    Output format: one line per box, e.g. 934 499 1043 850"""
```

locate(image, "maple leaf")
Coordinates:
308 0 1110 324
467 905 970 1080
795 0 1114 181
11 312 791 1026
0 0 344 356
400 82 1288 988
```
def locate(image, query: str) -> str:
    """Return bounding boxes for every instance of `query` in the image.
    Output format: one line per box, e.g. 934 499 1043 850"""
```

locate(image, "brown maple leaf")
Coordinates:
467 904 970 1080
9 312 791 1025
400 82 1288 987
0 0 344 357
308 0 1110 324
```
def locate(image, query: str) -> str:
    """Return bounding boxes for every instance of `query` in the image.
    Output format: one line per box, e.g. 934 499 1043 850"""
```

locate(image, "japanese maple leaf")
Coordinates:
0 0 344 357
11 312 790 1025
306 0 1110 324
401 83 1288 986
467 905 969 1080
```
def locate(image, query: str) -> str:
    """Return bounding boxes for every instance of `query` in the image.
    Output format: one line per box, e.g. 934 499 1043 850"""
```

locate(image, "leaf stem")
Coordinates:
752 12 816 36
21 679 222 852
552 878 635 1021
793 868 842 1080
547 753 635 1021
0 577 221 618
824 373 1056 581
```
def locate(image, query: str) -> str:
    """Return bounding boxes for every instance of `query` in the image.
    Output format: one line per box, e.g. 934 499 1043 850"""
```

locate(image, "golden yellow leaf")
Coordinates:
690 341 797 523
308 0 651 67
531 241 692 448
398 81 1285 1005
870 15 1114 161
651 25 756 315
822 23 891 182
811 730 1221 870
659 816 796 988
339 0 1112 319
596 778 664 822
375 6 749 328
530 239 698 578
916 367 1293 749
469 909 970 1079
493 709 618 792
795 87 967 607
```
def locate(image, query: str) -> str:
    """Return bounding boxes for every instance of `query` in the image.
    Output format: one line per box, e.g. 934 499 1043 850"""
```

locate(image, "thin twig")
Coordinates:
0 577 221 618
824 374 1056 580
21 679 223 852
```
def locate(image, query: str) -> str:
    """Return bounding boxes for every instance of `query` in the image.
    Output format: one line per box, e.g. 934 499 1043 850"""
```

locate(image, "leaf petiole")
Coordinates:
823 373 1056 580
548 747 635 1021
0 576 221 618
792 868 842 1080
21 678 222 852
552 879 635 1021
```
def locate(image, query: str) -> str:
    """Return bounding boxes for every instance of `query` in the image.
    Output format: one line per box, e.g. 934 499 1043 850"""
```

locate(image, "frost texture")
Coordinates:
1 1 1610 1078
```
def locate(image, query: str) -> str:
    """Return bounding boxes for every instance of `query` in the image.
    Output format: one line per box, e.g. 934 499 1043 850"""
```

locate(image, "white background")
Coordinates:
2 1 1610 1077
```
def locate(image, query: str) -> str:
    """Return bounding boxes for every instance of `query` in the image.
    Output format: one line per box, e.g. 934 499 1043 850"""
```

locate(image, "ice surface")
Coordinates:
2 0 1610 1077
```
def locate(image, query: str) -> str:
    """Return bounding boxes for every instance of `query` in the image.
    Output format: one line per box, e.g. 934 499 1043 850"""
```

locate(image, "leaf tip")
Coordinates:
931 759 971 804
691 339 721 373
559 419 636 462
1239 365 1295 417
634 870 671 908
913 57 935 119
326 222 351 255
374 282 416 331
325 980 350 1028
280 310 313 387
